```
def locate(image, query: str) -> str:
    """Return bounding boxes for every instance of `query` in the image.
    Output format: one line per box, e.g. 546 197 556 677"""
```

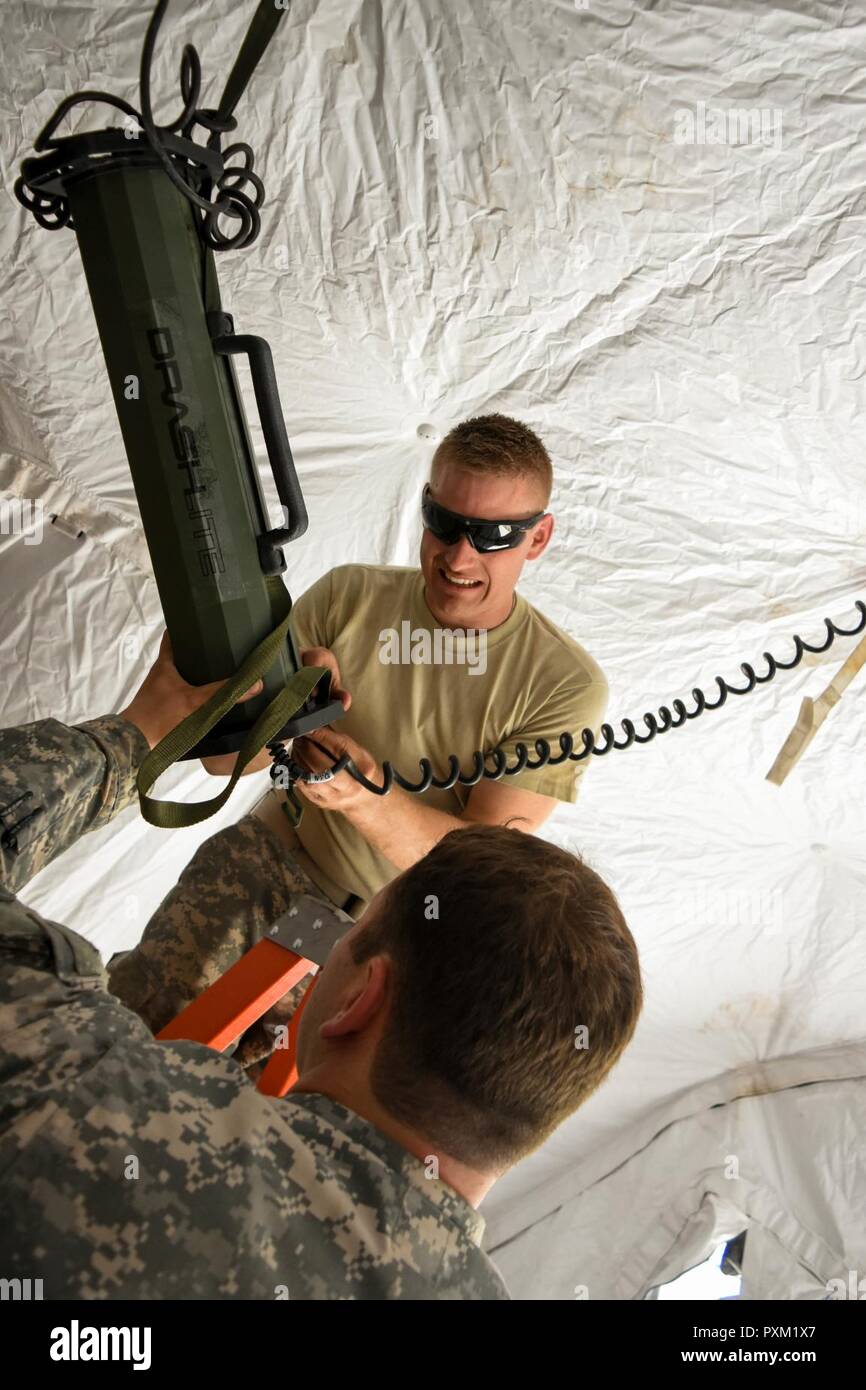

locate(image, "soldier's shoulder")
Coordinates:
521 597 608 691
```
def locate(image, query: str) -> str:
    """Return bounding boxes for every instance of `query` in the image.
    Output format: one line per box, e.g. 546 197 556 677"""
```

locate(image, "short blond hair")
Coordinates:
432 413 553 507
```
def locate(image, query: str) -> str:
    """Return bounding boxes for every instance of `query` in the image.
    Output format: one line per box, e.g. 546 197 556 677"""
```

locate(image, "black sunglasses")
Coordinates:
421 485 546 553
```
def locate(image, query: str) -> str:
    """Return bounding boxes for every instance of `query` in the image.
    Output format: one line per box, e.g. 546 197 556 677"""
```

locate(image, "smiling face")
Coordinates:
420 459 554 631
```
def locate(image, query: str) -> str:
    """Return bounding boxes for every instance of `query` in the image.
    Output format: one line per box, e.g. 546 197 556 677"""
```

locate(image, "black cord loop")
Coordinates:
269 600 866 797
14 0 269 252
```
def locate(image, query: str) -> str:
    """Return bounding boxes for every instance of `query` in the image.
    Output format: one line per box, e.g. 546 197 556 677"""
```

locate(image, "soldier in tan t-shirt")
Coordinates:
109 414 608 1062
277 559 606 912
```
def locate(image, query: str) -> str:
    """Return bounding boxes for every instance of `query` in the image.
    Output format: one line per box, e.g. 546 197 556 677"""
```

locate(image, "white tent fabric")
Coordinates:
487 1046 866 1299
2 0 864 1299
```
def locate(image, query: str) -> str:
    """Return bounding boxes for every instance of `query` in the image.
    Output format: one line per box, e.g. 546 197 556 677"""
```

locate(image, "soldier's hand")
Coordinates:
119 631 264 758
300 646 352 711
201 645 351 779
292 726 379 812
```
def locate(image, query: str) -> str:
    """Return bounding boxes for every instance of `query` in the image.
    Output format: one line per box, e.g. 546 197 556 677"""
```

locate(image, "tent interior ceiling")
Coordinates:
2 0 864 1297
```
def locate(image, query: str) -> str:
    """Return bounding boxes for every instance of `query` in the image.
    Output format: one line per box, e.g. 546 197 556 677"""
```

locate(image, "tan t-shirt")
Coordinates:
285 564 608 912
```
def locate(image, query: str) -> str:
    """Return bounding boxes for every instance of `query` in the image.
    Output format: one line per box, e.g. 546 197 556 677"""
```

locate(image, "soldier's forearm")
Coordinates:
344 783 467 872
0 715 149 894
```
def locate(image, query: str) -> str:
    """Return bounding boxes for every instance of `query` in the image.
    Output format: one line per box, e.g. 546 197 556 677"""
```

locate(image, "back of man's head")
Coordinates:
350 824 642 1172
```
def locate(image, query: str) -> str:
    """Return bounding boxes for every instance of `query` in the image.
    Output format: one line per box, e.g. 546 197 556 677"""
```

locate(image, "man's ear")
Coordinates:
526 512 554 560
319 957 389 1040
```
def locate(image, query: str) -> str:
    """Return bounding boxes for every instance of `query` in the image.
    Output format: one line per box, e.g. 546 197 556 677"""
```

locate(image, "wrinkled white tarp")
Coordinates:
1 0 864 1299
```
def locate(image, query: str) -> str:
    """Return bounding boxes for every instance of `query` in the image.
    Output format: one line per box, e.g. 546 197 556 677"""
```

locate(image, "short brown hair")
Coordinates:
351 825 642 1171
432 413 553 507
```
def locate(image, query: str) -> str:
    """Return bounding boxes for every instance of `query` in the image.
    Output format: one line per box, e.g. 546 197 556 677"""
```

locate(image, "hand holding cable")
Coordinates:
289 728 380 813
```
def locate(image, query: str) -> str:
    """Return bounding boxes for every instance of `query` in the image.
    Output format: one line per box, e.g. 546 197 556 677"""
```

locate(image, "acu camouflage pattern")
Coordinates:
0 715 510 1300
108 809 325 1072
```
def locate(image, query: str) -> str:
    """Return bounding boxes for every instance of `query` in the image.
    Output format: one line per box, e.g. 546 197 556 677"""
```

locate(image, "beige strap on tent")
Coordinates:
765 631 866 785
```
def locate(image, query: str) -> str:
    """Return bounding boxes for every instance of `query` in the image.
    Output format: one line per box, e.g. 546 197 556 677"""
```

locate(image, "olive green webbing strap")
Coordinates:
217 0 290 123
138 581 324 828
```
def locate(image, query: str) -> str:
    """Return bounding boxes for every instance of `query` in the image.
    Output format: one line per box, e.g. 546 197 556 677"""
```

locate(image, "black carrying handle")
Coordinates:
212 330 308 548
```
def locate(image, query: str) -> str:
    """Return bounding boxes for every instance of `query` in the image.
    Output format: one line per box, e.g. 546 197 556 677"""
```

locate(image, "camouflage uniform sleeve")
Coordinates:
0 715 150 895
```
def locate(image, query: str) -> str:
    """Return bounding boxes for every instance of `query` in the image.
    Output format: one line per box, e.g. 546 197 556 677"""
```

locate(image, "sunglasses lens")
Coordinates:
421 491 534 551
422 497 461 543
472 523 522 552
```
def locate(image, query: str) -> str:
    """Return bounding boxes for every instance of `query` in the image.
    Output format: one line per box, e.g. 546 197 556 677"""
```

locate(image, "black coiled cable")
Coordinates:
14 0 267 251
269 599 866 796
138 0 265 250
